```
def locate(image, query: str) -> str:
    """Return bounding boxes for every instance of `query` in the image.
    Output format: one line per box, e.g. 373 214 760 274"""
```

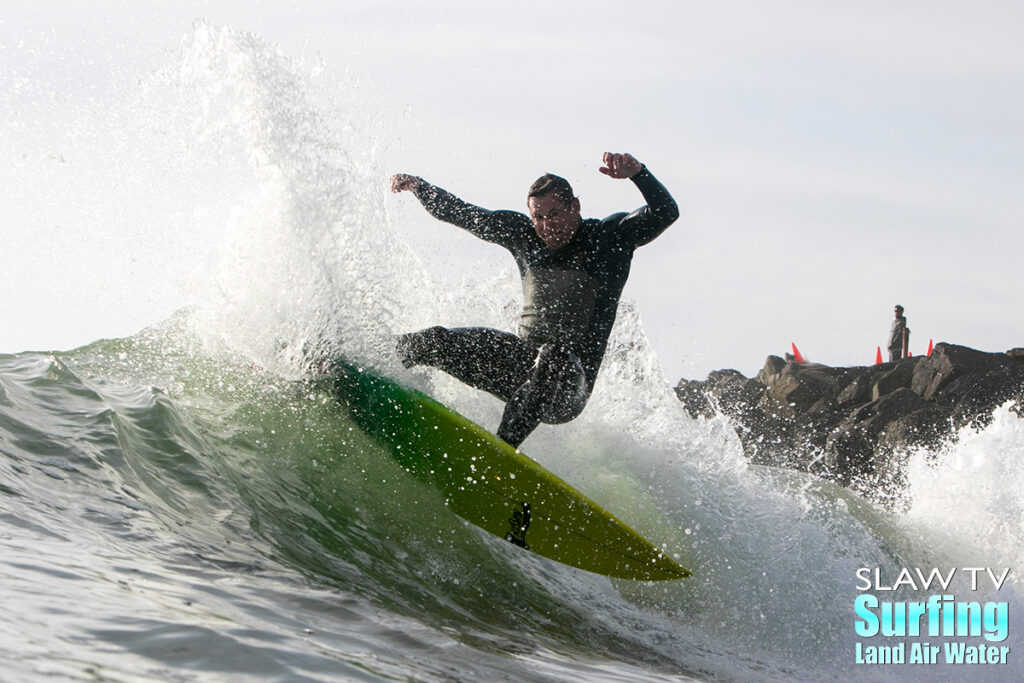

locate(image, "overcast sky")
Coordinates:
2 1 1022 380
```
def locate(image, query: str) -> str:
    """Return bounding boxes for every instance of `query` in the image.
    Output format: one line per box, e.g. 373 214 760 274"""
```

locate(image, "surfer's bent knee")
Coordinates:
532 344 590 425
397 326 450 367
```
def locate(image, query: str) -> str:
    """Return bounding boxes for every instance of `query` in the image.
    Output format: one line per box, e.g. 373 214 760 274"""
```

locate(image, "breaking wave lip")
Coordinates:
900 400 1024 569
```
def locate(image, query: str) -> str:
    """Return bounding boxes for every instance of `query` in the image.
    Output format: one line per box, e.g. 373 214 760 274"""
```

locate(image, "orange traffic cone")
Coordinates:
875 347 883 365
791 343 807 364
926 339 933 356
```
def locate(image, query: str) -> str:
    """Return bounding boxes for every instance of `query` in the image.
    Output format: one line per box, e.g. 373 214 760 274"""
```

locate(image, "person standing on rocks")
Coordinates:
888 305 910 362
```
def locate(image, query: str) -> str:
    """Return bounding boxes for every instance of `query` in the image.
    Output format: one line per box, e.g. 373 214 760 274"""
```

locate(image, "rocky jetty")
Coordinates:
675 343 1024 503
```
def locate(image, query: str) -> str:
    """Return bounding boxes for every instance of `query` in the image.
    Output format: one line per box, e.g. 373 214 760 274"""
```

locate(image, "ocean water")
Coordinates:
2 23 1023 682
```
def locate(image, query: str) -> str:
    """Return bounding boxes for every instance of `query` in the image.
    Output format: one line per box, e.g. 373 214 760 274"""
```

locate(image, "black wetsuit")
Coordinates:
399 166 679 447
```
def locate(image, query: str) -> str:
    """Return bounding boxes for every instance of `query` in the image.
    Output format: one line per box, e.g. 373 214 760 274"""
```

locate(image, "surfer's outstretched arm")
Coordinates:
597 153 680 248
391 173 529 246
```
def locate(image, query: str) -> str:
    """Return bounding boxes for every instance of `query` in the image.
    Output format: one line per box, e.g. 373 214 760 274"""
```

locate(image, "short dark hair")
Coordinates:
528 173 575 205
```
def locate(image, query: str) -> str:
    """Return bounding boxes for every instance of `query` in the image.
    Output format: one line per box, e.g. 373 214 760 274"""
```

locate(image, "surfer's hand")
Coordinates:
599 153 642 179
391 174 424 193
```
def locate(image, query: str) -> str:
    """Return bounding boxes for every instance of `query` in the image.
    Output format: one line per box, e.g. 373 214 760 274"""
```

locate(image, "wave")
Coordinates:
2 314 1020 681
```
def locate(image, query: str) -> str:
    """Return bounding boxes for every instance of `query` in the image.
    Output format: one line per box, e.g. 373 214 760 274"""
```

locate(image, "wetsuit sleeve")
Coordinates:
412 182 530 247
611 166 680 248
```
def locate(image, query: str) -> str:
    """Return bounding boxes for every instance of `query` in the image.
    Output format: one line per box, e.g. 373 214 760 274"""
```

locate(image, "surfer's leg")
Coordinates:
497 343 590 448
397 326 534 400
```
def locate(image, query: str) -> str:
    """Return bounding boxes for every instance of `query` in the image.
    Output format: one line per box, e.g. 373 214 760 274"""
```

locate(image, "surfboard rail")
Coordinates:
328 361 690 581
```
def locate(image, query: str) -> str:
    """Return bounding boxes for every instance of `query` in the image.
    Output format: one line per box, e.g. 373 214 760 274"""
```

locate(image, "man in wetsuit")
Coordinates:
391 152 679 448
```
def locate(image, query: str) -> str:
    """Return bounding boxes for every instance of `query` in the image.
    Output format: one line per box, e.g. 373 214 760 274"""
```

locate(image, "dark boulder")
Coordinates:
873 357 919 400
911 343 1011 399
823 388 929 490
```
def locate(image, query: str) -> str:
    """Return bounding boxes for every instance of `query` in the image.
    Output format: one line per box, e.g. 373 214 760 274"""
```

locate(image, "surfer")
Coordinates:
391 152 679 448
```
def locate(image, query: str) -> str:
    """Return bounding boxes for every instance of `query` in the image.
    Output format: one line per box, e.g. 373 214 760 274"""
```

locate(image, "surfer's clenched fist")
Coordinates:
598 152 642 179
391 173 424 193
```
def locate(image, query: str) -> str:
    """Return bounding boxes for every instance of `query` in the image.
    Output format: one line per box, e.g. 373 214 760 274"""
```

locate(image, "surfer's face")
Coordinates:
528 193 581 250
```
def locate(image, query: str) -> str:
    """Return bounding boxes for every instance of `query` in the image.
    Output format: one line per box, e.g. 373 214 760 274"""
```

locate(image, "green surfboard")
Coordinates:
329 362 690 581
